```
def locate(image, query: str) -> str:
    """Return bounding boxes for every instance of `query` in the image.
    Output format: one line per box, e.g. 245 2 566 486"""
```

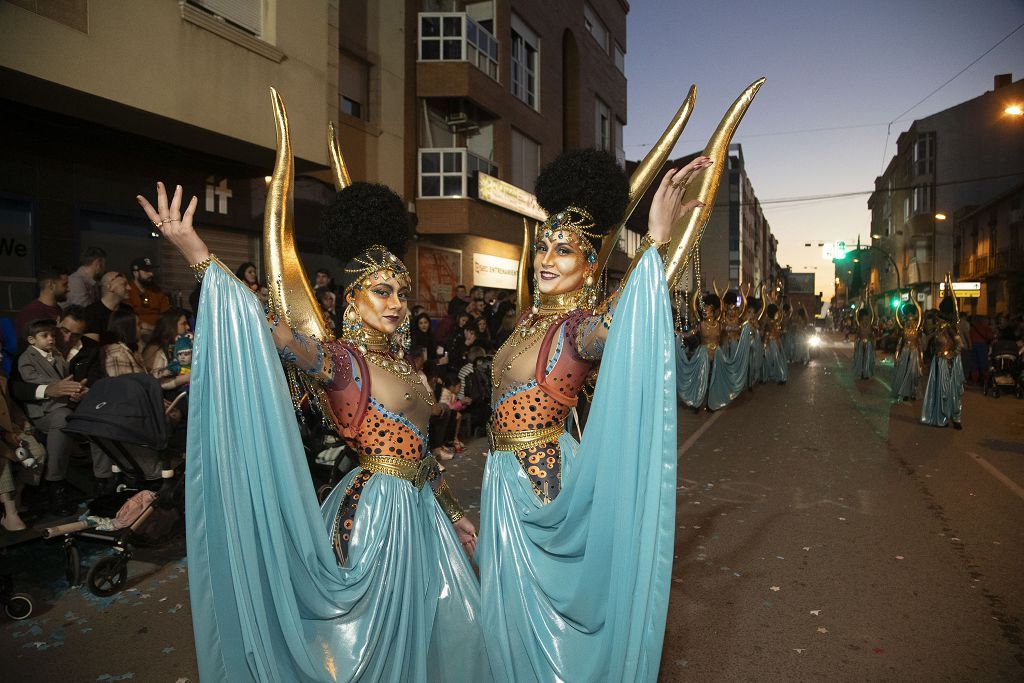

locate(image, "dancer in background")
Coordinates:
891 294 923 402
793 304 812 366
707 285 751 410
744 285 765 390
678 290 721 411
762 297 789 385
921 277 965 429
852 290 877 380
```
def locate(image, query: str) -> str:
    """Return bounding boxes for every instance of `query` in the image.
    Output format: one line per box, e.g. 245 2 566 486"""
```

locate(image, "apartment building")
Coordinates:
867 74 1024 308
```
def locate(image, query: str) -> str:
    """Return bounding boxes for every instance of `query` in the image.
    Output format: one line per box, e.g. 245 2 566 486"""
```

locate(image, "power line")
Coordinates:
880 21 1024 173
706 170 1024 208
623 119 914 149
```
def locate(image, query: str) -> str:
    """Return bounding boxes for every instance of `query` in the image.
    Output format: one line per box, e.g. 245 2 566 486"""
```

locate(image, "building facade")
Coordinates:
867 75 1024 309
954 182 1024 316
1 0 632 319
0 0 339 315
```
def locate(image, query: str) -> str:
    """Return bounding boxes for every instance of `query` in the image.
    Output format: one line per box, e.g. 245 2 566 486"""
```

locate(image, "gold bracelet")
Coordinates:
639 233 670 250
434 480 464 523
189 253 215 282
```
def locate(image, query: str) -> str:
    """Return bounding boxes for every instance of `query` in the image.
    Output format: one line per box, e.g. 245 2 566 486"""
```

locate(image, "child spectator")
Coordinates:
439 373 467 453
17 319 81 514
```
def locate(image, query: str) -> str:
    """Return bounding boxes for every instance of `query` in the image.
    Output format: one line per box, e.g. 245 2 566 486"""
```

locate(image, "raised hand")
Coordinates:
648 156 713 243
136 182 209 265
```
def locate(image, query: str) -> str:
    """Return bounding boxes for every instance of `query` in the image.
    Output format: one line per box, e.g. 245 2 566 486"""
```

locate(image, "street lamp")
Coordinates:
935 212 947 221
1005 104 1023 116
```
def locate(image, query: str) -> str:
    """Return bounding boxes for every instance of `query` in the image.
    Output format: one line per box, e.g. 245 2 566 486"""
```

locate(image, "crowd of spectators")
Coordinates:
1 251 517 529
1 248 192 527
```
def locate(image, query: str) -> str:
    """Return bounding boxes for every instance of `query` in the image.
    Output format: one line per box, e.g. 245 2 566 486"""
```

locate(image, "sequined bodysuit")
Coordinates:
489 310 597 503
322 341 437 562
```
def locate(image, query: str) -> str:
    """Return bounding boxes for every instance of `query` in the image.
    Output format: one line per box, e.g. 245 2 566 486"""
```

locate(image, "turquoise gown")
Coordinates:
476 248 677 682
762 331 788 384
677 339 710 408
186 262 490 682
853 339 875 379
747 325 764 389
708 324 752 410
921 351 964 427
891 337 922 401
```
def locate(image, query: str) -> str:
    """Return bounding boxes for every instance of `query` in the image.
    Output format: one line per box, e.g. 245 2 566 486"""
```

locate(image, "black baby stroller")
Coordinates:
984 343 1024 399
45 374 186 596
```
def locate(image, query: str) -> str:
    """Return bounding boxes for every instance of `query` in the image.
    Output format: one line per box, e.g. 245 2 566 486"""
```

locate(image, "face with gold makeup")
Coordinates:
346 270 411 334
533 234 594 296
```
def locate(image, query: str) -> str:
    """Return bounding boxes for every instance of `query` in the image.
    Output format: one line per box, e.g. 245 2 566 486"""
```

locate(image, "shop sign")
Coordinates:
939 281 981 298
477 173 546 221
472 252 518 290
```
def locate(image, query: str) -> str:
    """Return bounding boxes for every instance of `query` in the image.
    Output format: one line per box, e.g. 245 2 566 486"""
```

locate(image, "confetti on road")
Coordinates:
895 555 905 560
837 517 847 521
873 647 885 654
162 646 176 654
793 648 806 654
817 627 828 634
809 610 820 616
802 546 811 551
770 586 781 592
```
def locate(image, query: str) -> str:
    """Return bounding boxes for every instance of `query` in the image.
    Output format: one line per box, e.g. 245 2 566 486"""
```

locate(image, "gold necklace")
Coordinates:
491 313 561 389
537 290 584 315
364 350 435 406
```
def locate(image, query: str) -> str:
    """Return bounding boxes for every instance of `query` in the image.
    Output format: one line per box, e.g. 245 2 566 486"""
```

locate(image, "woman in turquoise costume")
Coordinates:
136 98 488 681
852 291 877 380
921 278 965 429
476 147 707 682
707 286 751 409
792 305 812 366
744 287 765 390
761 301 789 384
891 295 923 402
677 291 721 411
780 302 797 362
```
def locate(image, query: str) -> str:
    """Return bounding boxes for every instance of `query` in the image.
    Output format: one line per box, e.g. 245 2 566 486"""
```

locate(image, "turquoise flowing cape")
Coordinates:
186 263 489 682
677 342 710 408
477 248 678 682
708 325 752 410
920 355 964 426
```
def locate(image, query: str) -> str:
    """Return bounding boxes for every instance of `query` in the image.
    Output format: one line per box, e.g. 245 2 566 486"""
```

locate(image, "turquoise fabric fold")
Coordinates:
186 263 489 682
708 325 752 410
852 339 875 379
762 338 789 383
891 348 921 401
747 328 764 388
920 355 964 426
476 247 677 682
676 342 710 408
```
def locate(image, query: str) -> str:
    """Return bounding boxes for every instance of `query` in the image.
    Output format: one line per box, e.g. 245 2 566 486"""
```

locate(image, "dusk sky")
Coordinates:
623 0 1024 300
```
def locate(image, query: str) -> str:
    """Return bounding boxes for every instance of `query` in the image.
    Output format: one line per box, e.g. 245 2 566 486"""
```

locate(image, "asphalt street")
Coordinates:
1 334 1021 681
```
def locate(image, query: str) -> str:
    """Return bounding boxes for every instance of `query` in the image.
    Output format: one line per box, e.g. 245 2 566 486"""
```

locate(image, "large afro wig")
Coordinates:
748 296 763 312
320 182 411 267
534 149 629 249
701 293 722 310
938 295 958 321
723 291 740 308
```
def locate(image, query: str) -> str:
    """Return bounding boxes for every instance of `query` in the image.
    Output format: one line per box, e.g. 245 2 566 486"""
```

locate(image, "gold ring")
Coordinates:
153 220 164 228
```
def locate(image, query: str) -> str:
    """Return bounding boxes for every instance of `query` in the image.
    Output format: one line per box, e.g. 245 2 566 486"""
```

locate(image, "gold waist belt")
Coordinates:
359 454 438 490
488 422 566 453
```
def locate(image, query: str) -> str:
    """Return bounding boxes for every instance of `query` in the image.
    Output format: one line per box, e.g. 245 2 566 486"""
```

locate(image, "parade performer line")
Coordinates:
967 452 1024 503
678 410 725 460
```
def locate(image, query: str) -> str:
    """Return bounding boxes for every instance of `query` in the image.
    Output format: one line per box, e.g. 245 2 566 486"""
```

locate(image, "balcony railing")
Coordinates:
418 147 498 199
960 247 1024 279
418 13 499 81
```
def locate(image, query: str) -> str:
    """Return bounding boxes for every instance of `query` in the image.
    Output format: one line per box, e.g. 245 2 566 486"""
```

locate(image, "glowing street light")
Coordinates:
935 212 947 221
1005 104 1023 116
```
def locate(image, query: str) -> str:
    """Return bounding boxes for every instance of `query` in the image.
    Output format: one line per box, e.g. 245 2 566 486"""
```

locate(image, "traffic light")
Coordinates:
891 297 899 308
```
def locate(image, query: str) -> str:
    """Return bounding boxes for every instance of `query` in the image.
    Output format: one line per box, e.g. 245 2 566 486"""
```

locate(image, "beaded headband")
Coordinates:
538 205 602 265
343 245 411 296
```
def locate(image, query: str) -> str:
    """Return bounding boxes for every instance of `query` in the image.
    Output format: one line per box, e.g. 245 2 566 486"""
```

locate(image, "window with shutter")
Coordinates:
189 0 263 37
